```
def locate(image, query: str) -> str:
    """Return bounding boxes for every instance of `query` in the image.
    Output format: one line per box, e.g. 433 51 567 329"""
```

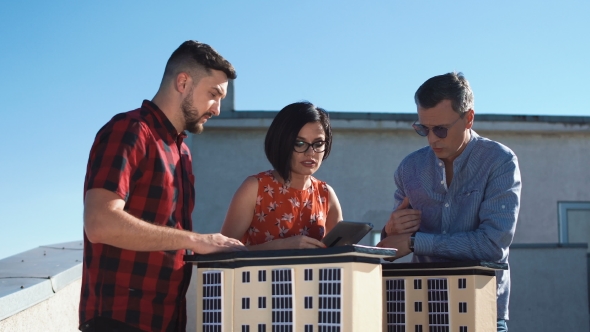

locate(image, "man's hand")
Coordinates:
192 233 248 254
384 197 421 236
377 233 412 260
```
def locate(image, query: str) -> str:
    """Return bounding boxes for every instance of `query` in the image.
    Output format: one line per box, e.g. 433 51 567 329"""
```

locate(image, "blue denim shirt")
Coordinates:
394 130 521 320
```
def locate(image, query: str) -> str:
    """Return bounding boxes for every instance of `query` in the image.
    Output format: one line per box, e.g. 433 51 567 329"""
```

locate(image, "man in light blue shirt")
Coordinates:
378 72 521 332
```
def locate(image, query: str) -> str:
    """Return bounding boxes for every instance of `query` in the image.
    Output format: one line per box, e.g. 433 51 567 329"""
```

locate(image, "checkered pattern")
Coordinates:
80 100 195 332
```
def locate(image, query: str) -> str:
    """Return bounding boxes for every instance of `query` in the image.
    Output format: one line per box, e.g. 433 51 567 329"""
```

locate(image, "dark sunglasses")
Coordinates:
412 116 463 139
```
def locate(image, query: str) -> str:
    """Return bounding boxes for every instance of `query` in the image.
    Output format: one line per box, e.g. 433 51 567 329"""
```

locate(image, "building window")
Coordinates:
258 323 266 332
427 278 449 331
258 296 266 309
242 325 250 332
242 297 250 309
305 268 313 281
318 268 342 332
305 296 313 309
243 271 250 283
458 278 466 289
272 269 293 331
202 271 222 332
414 301 422 312
460 326 468 332
305 325 314 332
259 270 266 282
415 325 423 332
385 278 405 332
459 302 467 313
414 278 422 289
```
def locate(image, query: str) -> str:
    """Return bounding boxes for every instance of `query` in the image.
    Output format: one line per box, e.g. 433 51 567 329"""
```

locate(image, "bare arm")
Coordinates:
84 188 246 254
325 184 343 233
221 177 325 250
220 176 259 240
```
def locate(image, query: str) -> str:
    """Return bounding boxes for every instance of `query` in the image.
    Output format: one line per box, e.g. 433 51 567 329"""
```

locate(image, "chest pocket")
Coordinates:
455 189 481 205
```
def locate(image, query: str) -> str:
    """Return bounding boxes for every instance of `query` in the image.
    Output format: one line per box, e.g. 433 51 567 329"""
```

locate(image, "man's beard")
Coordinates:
181 91 211 134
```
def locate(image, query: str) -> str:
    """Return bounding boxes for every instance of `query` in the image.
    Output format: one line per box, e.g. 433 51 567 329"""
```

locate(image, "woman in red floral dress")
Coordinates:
221 102 343 250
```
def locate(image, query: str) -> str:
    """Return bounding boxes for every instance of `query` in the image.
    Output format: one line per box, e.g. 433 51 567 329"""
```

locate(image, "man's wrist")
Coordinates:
409 232 416 252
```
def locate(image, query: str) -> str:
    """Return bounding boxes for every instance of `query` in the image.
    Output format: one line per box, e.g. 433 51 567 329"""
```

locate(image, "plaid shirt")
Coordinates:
80 100 195 332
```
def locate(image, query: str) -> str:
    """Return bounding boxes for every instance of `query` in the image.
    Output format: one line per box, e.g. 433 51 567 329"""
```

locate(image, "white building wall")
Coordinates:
0 279 81 332
190 118 590 244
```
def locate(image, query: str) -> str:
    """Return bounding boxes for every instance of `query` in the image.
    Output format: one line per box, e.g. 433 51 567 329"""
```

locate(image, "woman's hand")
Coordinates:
275 235 327 249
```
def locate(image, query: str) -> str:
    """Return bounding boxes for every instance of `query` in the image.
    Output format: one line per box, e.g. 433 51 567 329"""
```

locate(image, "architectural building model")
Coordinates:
382 261 504 332
185 246 506 332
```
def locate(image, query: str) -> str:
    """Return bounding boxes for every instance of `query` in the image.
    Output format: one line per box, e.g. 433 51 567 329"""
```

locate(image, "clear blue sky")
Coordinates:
0 1 588 259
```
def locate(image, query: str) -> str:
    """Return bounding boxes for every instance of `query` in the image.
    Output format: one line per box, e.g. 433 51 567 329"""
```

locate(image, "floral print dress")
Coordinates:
241 170 330 245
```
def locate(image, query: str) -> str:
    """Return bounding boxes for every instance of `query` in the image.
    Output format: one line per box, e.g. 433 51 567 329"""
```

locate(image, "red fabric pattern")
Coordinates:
242 171 330 245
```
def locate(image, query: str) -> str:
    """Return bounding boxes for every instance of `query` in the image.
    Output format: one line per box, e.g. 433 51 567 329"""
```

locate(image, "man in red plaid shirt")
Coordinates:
80 40 246 332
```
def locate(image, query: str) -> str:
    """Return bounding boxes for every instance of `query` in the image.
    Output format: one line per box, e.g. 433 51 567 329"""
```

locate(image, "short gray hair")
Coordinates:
414 72 474 115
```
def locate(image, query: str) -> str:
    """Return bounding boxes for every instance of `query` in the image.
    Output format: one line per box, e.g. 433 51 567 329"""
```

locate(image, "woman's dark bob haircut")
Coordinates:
265 101 332 183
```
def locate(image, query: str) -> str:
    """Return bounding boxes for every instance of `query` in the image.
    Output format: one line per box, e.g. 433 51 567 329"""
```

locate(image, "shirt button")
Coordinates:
440 180 444 184
445 203 449 207
502 205 506 209
443 231 447 234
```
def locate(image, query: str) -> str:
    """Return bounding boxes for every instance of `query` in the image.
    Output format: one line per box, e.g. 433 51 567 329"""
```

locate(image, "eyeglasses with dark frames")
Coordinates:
412 116 463 139
293 140 327 153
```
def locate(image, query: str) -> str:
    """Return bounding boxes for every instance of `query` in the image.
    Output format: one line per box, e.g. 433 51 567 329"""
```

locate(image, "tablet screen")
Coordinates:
321 221 374 247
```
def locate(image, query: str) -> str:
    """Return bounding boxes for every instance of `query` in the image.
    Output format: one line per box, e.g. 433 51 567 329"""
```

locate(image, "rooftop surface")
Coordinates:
0 241 82 321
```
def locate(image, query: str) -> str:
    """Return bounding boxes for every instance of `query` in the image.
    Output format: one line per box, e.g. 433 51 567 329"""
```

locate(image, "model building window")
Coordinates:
257 323 266 332
427 278 450 331
459 302 467 313
305 268 313 281
202 271 222 331
259 270 267 282
414 278 422 289
460 326 468 332
458 278 467 289
242 325 250 332
318 268 342 332
415 325 423 332
304 296 313 309
304 325 314 332
385 278 405 332
414 301 422 312
271 269 293 331
258 296 267 309
243 271 250 283
242 297 250 309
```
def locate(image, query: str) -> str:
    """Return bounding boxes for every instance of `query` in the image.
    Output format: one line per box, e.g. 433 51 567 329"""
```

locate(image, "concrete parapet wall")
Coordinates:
0 242 83 332
0 279 81 332
509 244 589 331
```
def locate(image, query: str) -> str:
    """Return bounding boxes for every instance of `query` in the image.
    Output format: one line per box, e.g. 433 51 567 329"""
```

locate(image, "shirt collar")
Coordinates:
430 129 479 168
451 129 479 167
141 100 187 144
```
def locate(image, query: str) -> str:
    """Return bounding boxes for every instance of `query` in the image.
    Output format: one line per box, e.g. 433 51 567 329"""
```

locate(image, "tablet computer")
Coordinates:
321 221 374 247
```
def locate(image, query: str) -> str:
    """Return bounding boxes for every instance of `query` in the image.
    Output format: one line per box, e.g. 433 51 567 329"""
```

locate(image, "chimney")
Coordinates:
221 80 235 112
